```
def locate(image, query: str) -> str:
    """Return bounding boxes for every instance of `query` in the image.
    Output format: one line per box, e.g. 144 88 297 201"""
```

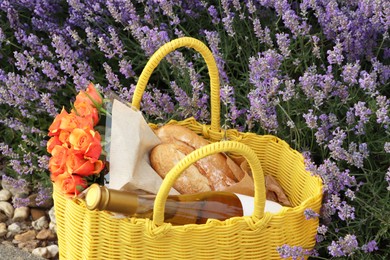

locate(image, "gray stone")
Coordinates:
46 244 59 258
49 222 57 233
32 216 49 230
12 206 30 222
7 223 21 234
0 189 12 201
48 206 56 224
0 201 14 218
32 247 49 258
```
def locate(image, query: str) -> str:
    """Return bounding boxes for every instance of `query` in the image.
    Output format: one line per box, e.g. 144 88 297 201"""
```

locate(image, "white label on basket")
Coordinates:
234 193 283 216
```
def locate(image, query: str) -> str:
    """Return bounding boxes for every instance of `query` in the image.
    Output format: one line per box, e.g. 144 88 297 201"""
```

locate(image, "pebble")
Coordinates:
0 184 59 259
36 229 56 241
7 223 21 234
12 206 30 222
32 247 50 258
0 201 14 219
0 223 7 237
0 189 12 201
49 222 57 233
13 230 37 243
32 245 59 259
31 208 47 221
48 207 56 224
32 216 49 230
18 240 40 253
47 244 59 258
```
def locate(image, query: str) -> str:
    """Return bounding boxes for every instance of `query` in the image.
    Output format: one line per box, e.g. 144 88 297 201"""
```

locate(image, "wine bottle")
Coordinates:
85 184 282 225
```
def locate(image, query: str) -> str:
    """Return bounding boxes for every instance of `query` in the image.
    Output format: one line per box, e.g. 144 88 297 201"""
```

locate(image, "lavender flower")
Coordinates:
304 208 320 220
12 197 31 208
386 167 390 191
278 79 295 101
341 62 360 85
312 158 356 197
204 30 229 83
337 201 355 221
327 39 344 65
345 189 356 201
328 127 348 161
303 109 318 129
317 225 328 235
375 95 390 128
103 62 121 90
277 244 312 260
40 61 58 80
2 175 30 194
220 84 245 128
328 234 359 257
276 33 291 57
98 36 115 59
352 101 372 135
359 71 378 96
361 240 378 253
311 35 321 59
207 5 220 24
252 18 273 47
40 93 58 117
119 59 135 79
221 0 235 37
108 26 126 58
14 51 28 71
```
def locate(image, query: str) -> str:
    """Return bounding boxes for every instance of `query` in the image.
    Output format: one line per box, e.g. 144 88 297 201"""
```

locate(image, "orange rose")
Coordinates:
84 141 102 162
59 112 94 133
72 101 99 125
69 128 93 153
48 108 69 136
49 145 69 180
66 152 97 176
58 174 88 196
58 130 71 147
93 160 105 174
69 128 102 160
74 83 103 108
47 136 62 154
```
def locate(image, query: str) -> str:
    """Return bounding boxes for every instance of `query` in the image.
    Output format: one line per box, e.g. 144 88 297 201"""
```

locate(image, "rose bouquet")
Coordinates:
46 83 106 196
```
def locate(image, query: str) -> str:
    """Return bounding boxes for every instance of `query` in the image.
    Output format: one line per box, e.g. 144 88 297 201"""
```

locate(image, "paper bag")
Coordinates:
108 99 178 195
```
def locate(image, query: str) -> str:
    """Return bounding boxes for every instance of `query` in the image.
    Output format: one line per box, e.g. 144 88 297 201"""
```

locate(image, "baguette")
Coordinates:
151 125 241 193
150 143 212 194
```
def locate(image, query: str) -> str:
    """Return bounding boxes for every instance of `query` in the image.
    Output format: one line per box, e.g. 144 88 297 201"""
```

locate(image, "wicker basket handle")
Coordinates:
152 141 266 226
131 37 221 132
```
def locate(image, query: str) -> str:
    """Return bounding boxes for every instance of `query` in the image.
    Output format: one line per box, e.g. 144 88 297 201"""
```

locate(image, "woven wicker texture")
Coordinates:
53 37 323 260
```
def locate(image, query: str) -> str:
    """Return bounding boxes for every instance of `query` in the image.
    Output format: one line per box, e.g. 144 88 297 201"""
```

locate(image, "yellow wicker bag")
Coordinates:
53 37 323 260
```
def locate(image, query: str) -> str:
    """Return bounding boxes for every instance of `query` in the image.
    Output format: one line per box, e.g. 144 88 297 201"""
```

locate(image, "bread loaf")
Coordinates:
150 125 242 194
150 143 212 194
